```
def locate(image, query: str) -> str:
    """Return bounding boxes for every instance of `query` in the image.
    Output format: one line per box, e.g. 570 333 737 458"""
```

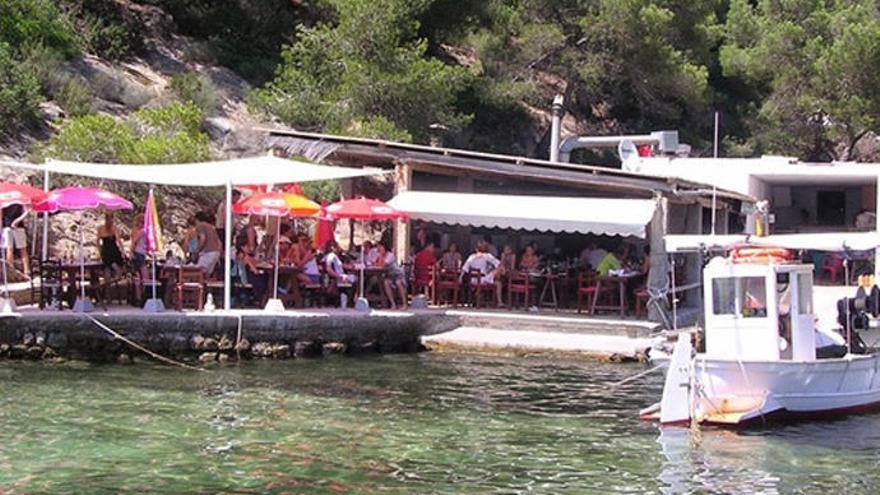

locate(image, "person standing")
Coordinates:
215 190 241 243
195 211 223 276
97 212 126 279
2 203 29 278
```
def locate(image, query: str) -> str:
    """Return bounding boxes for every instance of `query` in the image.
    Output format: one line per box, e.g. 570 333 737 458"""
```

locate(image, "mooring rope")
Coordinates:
607 363 665 389
83 314 208 372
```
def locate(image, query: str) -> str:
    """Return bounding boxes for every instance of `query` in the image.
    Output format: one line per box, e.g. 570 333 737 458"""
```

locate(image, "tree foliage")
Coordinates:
720 0 880 161
249 0 473 143
36 102 211 164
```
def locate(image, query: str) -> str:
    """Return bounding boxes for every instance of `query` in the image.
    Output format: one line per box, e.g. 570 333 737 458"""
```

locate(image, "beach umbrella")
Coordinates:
326 198 407 309
142 189 165 313
233 191 319 311
34 187 133 312
0 182 47 209
0 182 47 313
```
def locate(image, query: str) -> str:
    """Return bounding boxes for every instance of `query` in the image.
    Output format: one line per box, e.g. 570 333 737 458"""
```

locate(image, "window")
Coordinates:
712 276 767 317
797 273 813 315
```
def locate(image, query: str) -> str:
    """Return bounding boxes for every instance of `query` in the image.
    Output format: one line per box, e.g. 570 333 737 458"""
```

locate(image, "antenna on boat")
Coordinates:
710 111 719 236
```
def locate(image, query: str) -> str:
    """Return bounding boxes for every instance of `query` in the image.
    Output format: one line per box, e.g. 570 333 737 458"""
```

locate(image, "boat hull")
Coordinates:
694 353 880 424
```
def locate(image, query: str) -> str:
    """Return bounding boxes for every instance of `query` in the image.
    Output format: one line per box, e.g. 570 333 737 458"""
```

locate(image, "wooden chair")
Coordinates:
175 267 205 311
433 266 461 307
634 286 650 318
468 269 495 308
507 270 535 309
412 262 434 300
37 258 63 310
576 272 605 314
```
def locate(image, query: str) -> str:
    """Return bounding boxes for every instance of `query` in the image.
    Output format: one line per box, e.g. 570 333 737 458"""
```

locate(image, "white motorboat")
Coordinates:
641 247 880 425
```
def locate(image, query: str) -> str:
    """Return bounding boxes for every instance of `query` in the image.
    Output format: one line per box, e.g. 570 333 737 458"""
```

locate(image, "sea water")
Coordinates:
0 354 878 494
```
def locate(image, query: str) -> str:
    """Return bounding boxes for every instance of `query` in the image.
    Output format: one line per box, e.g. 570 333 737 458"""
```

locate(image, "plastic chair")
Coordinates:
821 254 844 283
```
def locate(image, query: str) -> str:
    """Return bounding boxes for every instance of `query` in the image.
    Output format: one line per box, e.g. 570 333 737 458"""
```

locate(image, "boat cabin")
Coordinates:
703 255 816 362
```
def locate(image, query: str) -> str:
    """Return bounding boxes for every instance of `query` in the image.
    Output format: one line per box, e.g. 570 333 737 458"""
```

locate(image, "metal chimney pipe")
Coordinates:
549 94 564 162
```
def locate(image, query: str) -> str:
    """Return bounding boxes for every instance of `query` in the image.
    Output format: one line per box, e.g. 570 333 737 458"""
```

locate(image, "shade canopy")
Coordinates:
326 197 407 220
35 186 133 212
0 182 47 208
36 156 383 187
233 191 320 217
665 233 880 253
388 191 657 237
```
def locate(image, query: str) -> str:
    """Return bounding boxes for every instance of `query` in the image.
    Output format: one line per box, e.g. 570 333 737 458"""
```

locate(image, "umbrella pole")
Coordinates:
152 252 158 302
79 218 85 303
0 228 11 314
360 224 365 299
273 219 280 300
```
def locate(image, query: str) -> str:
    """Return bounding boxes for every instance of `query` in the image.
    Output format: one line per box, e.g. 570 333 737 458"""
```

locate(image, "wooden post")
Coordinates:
393 163 412 262
647 194 670 324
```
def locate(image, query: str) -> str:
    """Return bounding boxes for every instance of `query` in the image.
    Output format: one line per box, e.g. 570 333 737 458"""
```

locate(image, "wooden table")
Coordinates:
592 273 641 316
59 261 105 308
537 272 568 310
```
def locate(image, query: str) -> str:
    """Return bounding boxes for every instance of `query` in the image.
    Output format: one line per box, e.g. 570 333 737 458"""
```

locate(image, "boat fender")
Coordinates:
730 247 792 264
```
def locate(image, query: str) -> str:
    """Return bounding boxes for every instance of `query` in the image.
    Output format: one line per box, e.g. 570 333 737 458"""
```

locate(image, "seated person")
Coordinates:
324 240 356 286
235 240 269 306
440 242 463 271
375 244 408 310
413 241 437 289
520 245 540 272
597 246 626 276
356 240 379 267
495 245 516 306
461 240 502 285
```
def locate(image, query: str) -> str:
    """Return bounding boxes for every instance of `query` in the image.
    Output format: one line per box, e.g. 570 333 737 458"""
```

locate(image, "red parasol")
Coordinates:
0 182 47 209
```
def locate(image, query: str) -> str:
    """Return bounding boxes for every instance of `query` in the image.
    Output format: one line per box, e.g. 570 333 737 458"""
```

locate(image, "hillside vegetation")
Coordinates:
2 0 879 164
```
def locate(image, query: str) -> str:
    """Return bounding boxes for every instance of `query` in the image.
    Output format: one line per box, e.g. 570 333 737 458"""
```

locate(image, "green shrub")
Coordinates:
301 180 341 204
37 102 211 164
0 0 77 58
169 72 221 116
59 0 144 60
55 78 93 117
0 42 43 132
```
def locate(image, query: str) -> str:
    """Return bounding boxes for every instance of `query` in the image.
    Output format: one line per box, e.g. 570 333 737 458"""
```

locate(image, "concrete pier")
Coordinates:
0 306 659 362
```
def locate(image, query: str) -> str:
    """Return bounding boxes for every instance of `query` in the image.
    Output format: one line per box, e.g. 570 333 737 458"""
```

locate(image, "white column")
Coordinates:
41 169 50 261
875 175 880 280
224 180 233 310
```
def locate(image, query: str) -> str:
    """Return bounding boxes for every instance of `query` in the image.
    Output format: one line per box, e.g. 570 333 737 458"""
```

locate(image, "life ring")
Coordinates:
730 246 792 264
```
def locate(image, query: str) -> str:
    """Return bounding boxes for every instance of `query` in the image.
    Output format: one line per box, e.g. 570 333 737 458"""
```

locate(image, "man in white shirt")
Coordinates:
324 240 356 285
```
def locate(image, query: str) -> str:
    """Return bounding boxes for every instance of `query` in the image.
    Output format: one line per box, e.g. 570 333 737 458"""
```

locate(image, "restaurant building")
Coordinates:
264 128 754 324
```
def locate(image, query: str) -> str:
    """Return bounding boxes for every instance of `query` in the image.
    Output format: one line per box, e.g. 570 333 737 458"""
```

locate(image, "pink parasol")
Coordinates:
0 182 47 209
34 186 133 212
34 186 133 312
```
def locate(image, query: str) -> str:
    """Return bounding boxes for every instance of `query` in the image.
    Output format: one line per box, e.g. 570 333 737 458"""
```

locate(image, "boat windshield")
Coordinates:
712 276 767 317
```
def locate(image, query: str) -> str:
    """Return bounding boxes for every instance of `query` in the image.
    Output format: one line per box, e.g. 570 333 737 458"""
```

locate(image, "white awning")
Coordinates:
2 156 384 187
665 232 880 253
388 191 656 237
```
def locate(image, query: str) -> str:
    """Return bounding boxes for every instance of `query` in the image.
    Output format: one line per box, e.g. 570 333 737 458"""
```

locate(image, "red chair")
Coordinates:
468 269 495 308
821 254 844 283
576 272 605 314
413 262 434 300
507 270 535 309
433 267 461 307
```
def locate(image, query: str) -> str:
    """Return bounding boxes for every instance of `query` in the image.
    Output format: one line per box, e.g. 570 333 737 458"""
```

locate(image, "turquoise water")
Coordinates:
0 354 879 494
